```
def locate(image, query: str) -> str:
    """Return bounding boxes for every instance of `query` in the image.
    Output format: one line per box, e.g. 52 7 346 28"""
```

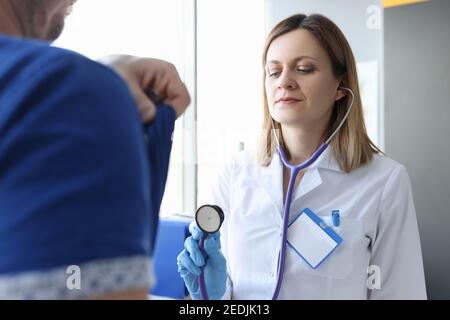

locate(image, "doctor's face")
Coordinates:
265 29 343 127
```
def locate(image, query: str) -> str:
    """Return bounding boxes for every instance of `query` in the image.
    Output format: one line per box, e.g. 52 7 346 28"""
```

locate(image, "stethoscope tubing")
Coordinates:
199 236 209 300
271 88 354 300
196 205 224 300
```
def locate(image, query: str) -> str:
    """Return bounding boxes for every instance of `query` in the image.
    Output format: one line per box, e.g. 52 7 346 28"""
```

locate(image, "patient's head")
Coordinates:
1 0 76 41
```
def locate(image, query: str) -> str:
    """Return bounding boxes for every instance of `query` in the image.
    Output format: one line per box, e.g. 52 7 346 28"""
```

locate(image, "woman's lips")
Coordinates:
276 98 303 105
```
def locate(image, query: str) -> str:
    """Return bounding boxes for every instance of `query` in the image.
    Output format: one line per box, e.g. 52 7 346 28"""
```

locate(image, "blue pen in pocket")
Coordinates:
332 210 340 227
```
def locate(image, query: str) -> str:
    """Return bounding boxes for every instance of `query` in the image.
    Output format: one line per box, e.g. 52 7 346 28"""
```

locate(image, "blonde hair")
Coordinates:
258 14 383 172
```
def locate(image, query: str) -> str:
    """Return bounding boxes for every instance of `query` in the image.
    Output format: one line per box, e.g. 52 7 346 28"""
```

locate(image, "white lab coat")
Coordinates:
210 147 427 300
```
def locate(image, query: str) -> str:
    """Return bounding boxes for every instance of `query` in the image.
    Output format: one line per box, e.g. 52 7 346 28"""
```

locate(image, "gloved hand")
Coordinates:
177 222 227 300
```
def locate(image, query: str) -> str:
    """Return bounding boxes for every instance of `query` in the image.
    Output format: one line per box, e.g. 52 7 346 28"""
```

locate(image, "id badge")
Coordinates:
287 208 343 269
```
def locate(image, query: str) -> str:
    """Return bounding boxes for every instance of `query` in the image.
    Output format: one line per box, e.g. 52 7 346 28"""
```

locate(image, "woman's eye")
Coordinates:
297 67 314 74
268 71 280 77
267 67 314 77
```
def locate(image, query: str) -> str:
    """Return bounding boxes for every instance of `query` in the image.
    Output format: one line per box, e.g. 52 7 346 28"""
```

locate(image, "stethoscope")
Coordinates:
194 87 354 300
195 204 225 300
270 87 355 300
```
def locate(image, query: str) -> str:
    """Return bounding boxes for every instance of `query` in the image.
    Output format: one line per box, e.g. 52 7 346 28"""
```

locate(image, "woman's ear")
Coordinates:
335 87 347 102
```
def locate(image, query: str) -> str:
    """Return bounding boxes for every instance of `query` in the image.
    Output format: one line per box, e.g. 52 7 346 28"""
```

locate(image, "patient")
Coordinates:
0 0 189 299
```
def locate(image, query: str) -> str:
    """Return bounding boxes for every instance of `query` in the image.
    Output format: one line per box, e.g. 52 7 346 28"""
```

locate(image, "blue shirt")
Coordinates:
0 34 175 298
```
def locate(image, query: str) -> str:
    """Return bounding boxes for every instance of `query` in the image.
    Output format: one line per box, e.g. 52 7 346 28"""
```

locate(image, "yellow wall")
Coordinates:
384 0 429 8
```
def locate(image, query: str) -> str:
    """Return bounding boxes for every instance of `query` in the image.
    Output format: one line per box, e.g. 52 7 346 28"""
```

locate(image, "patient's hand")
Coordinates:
100 55 191 123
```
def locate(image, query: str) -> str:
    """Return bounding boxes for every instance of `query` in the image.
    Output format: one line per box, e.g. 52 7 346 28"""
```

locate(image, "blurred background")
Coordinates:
55 0 450 299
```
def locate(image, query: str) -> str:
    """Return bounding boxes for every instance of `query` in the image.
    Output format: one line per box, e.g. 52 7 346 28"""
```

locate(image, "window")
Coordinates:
197 0 265 206
55 0 266 217
54 0 186 216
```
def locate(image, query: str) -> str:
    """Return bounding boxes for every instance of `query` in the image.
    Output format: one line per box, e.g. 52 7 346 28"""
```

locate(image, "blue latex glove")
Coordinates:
177 222 227 300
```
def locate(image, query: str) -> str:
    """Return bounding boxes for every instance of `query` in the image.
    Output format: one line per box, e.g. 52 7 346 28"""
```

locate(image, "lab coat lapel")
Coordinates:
257 148 342 221
292 147 339 202
288 168 323 222
290 147 342 220
258 153 284 218
295 168 322 199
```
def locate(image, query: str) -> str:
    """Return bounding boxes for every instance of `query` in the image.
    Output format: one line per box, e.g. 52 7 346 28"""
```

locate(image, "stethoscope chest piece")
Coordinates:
195 205 224 234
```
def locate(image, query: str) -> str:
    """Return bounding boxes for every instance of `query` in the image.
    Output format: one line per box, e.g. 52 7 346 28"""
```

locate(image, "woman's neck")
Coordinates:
281 120 328 165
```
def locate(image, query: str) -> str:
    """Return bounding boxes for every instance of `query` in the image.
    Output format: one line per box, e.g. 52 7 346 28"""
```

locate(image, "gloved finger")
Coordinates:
203 237 227 271
179 268 200 297
177 250 201 276
189 221 222 241
189 221 205 241
209 231 221 241
185 236 205 267
178 265 190 278
177 263 200 297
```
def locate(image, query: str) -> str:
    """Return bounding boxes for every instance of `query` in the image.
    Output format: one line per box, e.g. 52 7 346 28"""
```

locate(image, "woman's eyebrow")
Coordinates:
267 55 317 64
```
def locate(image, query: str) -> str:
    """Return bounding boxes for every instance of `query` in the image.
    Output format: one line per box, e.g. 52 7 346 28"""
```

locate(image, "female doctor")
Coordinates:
177 13 427 300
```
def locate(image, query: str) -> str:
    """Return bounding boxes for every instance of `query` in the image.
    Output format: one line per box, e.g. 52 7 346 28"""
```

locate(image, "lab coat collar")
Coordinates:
259 146 342 178
258 147 342 218
308 146 343 173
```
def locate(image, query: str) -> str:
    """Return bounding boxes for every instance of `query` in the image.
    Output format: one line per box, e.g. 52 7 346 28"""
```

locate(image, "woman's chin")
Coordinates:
273 112 307 127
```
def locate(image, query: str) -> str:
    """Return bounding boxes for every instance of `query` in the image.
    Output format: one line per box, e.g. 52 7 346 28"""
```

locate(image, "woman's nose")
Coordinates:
277 73 298 90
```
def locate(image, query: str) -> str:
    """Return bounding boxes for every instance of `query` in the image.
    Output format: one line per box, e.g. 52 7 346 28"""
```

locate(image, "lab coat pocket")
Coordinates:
288 216 363 280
